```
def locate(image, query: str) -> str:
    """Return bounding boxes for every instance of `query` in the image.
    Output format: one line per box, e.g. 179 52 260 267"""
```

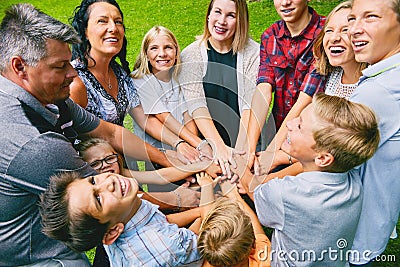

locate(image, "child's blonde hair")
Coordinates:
312 93 380 172
198 198 254 267
132 25 181 80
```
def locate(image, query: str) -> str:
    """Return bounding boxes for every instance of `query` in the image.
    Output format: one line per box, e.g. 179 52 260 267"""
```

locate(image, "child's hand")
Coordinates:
196 172 221 187
204 161 222 178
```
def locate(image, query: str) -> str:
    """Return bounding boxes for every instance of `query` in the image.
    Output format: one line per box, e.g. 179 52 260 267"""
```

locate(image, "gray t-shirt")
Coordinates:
254 170 362 266
0 75 99 266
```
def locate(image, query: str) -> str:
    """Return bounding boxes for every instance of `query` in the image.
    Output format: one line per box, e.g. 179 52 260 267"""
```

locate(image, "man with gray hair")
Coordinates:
0 3 169 266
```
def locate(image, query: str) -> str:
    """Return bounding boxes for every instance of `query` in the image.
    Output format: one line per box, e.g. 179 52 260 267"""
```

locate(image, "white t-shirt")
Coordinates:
132 73 188 148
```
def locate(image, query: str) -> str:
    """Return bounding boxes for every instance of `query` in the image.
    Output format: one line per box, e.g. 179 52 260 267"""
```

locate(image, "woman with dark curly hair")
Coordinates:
69 0 200 165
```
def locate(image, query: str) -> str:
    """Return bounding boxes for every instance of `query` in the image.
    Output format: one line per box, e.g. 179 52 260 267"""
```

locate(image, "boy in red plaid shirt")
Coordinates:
244 0 326 173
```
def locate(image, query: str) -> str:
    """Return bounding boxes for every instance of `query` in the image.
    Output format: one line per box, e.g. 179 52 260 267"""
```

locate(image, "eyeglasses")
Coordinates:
89 154 119 170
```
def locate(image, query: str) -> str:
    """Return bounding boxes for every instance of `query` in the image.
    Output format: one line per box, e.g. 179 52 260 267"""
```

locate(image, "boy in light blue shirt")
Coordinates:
238 94 380 266
39 172 205 266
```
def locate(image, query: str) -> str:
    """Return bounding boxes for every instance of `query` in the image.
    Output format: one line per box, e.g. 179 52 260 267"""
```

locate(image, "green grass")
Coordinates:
0 0 398 265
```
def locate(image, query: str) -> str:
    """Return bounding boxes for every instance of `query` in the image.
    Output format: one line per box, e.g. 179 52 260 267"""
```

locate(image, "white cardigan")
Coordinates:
179 38 260 116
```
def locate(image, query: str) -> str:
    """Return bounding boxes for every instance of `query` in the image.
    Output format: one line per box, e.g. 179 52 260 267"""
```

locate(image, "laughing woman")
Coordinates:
179 0 261 176
69 0 196 165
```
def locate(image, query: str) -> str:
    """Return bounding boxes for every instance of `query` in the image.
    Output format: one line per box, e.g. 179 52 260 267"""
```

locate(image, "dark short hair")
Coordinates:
70 0 130 74
39 172 110 252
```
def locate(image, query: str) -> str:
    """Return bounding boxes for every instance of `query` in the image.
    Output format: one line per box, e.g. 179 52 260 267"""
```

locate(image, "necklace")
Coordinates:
153 75 175 105
106 68 112 90
96 67 112 90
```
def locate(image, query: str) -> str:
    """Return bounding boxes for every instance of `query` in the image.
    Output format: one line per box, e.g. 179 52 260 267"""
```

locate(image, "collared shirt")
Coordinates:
105 199 201 267
257 7 326 129
254 171 362 267
349 53 400 264
0 75 99 266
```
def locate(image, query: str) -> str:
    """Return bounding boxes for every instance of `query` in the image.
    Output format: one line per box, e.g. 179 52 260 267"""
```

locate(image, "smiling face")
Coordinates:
146 34 177 75
83 143 121 174
85 2 124 59
24 39 77 105
68 173 140 225
348 0 400 64
207 0 237 46
281 104 317 166
273 0 310 24
323 8 355 68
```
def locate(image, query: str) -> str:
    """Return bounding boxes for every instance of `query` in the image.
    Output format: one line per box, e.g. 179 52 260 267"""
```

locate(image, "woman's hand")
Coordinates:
176 142 201 164
173 182 201 209
211 141 245 179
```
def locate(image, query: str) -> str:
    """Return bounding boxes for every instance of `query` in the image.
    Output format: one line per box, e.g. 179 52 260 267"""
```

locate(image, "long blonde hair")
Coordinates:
132 26 181 80
313 1 367 76
200 0 249 54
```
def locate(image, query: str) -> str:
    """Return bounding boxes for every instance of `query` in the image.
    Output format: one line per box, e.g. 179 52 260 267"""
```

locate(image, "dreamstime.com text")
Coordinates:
256 238 397 263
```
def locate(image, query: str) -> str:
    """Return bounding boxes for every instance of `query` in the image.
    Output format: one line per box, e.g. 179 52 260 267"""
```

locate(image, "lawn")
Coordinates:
0 0 398 265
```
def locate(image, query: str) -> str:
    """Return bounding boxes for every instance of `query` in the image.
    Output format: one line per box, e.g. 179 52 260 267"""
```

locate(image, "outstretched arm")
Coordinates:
88 120 171 167
120 160 221 185
245 82 273 163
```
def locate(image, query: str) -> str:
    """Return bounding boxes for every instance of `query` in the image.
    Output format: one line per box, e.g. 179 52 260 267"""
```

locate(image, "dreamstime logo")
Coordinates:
257 238 375 263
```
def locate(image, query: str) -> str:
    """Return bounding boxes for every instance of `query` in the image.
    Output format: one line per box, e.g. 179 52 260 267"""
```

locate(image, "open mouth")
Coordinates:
353 41 368 49
214 26 227 34
104 37 119 43
118 177 128 197
329 46 346 54
156 60 171 65
282 8 294 14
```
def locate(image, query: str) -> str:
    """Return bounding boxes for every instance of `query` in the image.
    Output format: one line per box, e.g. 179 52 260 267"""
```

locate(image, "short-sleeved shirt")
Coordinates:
257 7 326 129
133 74 187 149
349 53 400 264
72 60 140 126
254 171 362 267
0 75 99 266
105 199 201 266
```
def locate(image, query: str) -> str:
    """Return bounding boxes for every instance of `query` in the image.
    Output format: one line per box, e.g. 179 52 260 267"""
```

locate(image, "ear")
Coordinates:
314 152 334 168
102 223 124 245
10 56 27 78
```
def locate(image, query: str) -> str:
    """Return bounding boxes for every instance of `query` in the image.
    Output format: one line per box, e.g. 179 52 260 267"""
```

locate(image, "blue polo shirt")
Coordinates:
349 53 400 264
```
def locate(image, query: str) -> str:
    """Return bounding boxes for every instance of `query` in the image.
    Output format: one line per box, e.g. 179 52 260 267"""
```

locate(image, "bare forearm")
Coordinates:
247 83 272 153
132 161 212 184
269 92 312 151
141 192 177 210
156 112 202 148
235 109 250 150
166 207 201 227
192 107 224 145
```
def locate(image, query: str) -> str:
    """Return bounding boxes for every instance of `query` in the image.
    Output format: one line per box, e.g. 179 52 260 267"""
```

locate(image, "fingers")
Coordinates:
237 181 247 194
232 148 246 156
254 157 260 176
213 176 222 185
217 158 228 177
229 173 240 184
